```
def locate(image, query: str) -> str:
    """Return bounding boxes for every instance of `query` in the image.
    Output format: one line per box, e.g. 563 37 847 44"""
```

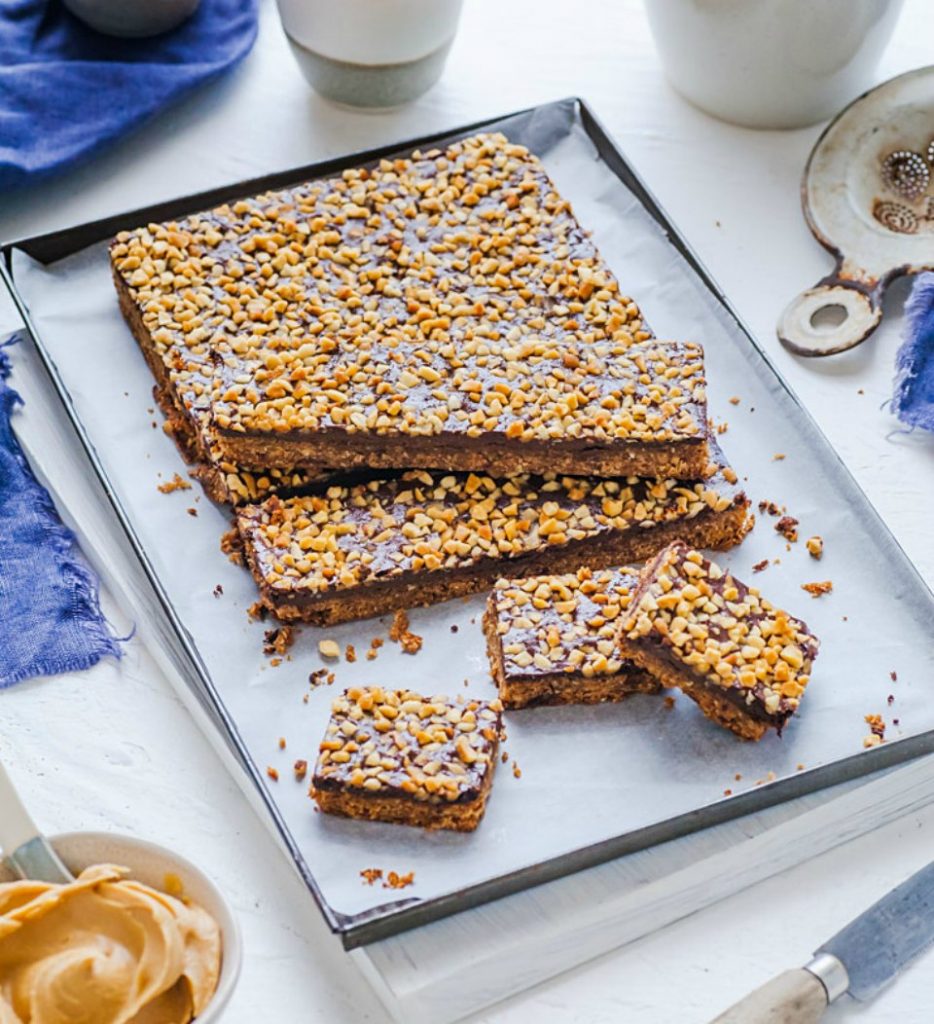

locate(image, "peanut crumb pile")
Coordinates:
239 466 742 596
491 566 640 678
623 543 819 721
313 687 502 804
108 134 720 456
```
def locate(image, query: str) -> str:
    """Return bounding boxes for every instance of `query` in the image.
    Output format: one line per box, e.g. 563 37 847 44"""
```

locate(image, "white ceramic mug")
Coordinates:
276 0 465 108
644 0 906 129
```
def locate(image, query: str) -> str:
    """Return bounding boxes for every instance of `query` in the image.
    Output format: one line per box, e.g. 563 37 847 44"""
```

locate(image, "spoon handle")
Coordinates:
0 760 39 853
0 761 73 883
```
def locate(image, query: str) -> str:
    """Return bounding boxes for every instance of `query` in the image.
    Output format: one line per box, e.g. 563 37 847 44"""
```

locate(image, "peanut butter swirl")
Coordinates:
0 864 220 1024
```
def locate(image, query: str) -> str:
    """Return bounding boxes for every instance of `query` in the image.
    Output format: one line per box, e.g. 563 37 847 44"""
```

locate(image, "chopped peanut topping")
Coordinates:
111 134 718 470
313 687 502 805
238 463 745 598
491 566 639 679
623 542 819 722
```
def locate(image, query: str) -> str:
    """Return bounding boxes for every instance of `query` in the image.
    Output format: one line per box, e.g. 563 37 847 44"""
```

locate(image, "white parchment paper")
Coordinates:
13 105 934 925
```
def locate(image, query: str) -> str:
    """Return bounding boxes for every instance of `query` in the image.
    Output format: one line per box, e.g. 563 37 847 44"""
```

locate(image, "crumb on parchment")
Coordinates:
318 639 340 659
221 527 245 565
864 714 886 748
801 580 833 598
775 516 798 542
806 535 823 559
263 626 294 656
389 609 423 654
157 473 191 494
384 871 415 890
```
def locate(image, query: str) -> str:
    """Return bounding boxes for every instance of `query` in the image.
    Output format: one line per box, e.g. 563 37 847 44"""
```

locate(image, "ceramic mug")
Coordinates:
644 0 906 129
276 0 465 108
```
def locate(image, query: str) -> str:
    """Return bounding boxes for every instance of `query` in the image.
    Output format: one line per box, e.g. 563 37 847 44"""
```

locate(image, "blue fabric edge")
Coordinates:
891 271 934 431
0 334 123 687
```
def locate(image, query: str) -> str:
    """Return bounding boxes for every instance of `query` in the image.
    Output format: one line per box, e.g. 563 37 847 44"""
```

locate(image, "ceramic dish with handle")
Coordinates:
779 65 934 356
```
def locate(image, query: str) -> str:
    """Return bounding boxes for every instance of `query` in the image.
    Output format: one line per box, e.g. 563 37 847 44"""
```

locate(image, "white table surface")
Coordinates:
2 2 934 1021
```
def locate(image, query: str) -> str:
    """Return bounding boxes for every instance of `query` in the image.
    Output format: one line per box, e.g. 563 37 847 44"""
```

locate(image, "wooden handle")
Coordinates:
711 968 828 1024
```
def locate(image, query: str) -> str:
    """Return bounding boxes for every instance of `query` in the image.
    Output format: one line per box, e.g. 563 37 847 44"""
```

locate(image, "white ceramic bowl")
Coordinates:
0 832 241 1023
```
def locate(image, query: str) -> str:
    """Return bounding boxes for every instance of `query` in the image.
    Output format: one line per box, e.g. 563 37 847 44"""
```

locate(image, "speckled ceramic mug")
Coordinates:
644 0 906 129
275 0 464 108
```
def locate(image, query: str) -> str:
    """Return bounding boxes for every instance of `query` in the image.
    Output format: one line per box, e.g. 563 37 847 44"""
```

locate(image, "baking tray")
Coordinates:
4 98 934 950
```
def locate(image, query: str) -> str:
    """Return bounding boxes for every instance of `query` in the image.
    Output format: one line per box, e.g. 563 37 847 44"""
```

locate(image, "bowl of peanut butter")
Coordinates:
0 831 241 1023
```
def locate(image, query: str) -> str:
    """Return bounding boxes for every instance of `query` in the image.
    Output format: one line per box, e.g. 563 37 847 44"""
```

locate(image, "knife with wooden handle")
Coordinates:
711 860 934 1023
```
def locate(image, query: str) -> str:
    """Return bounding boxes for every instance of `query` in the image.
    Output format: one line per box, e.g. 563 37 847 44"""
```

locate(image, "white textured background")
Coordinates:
1 2 933 1021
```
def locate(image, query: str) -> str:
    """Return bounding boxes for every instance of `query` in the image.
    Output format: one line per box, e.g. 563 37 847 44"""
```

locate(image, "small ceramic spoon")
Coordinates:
0 761 73 883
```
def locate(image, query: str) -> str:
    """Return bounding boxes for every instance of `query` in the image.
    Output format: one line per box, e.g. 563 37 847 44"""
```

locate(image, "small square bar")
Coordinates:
618 542 820 739
311 687 502 831
484 567 661 708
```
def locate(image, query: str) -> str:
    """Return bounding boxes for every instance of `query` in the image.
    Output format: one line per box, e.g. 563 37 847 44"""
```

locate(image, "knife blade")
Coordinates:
711 859 934 1023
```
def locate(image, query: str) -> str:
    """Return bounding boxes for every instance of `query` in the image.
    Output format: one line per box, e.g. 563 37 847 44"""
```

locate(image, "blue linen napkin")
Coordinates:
0 338 121 686
892 272 934 433
0 0 258 190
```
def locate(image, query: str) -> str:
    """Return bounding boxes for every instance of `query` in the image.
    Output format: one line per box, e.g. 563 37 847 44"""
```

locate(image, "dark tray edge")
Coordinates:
4 95 934 951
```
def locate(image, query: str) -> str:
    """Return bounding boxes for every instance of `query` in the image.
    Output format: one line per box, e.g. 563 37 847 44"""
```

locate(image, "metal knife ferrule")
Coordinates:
805 952 850 1003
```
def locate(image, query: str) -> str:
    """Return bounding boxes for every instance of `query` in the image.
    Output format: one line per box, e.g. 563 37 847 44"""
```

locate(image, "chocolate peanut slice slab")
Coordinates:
236 452 751 626
311 687 502 832
484 566 661 709
619 542 820 740
112 132 715 482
